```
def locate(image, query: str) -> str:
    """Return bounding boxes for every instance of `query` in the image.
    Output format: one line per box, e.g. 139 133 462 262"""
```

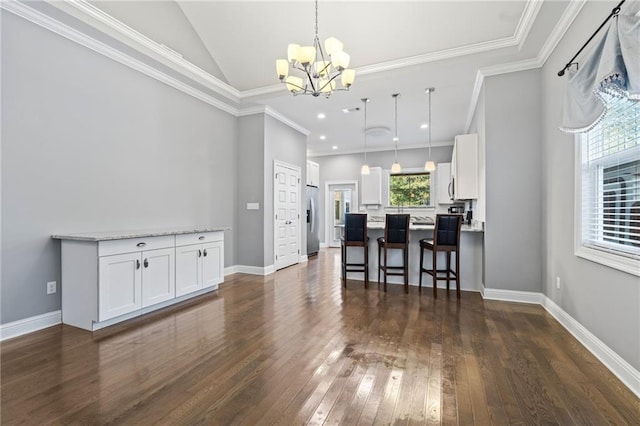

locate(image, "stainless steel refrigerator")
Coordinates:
306 185 320 256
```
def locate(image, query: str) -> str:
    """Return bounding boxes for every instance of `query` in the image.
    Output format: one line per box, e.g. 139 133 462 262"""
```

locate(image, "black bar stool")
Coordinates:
377 214 410 293
341 213 369 288
419 214 463 298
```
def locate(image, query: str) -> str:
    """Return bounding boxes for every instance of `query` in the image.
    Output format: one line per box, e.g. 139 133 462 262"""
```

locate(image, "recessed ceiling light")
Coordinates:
317 113 325 119
332 146 338 150
421 123 429 129
320 135 326 140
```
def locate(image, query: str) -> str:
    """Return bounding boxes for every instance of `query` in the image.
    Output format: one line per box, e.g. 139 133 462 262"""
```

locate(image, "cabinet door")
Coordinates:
175 244 202 297
453 134 479 199
202 241 223 289
141 247 175 307
437 163 454 204
98 253 142 321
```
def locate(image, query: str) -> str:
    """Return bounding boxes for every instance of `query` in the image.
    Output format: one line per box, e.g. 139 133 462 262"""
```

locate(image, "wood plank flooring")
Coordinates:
2 248 639 425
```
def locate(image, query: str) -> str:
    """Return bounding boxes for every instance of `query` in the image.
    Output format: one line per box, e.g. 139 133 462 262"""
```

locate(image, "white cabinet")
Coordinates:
452 133 479 200
437 162 454 204
97 236 175 321
176 232 224 297
306 160 320 187
362 166 382 205
57 229 224 331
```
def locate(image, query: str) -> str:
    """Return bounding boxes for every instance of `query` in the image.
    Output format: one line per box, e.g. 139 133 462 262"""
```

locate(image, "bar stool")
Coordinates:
341 213 369 288
377 214 410 293
419 214 463 298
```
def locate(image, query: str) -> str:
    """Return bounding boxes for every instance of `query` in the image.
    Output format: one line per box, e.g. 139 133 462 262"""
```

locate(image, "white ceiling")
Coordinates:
65 1 578 156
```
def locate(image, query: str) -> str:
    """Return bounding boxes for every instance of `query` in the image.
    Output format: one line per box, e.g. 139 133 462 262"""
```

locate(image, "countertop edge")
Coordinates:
52 227 230 242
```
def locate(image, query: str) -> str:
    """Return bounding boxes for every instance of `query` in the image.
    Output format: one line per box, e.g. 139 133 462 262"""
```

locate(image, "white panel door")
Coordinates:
275 163 300 270
175 244 201 297
141 247 175 308
98 252 142 321
202 241 223 289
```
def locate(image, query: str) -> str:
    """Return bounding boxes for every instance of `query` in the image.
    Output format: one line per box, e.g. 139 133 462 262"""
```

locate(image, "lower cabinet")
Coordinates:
176 233 224 297
59 230 223 330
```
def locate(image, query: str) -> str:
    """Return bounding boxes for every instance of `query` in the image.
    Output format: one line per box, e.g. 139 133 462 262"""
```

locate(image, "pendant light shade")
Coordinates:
361 98 370 175
424 87 436 171
391 93 401 173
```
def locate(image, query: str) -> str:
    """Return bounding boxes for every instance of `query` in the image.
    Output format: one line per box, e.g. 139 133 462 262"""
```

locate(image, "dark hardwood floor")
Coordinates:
2 248 639 425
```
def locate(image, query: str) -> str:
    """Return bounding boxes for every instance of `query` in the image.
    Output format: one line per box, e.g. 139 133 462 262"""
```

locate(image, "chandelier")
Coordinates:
276 0 355 97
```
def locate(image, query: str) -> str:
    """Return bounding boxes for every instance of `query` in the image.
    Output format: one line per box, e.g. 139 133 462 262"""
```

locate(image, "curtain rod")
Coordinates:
557 0 625 77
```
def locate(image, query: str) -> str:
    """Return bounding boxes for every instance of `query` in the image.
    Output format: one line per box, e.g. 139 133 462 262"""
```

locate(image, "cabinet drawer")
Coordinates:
99 235 175 257
175 231 223 246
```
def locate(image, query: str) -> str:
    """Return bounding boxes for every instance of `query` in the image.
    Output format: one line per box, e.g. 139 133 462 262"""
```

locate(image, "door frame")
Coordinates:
325 180 359 248
274 160 302 270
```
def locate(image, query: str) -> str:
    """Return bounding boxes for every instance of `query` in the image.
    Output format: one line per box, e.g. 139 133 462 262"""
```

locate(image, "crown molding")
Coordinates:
464 0 587 133
308 140 454 158
49 0 241 103
516 0 545 50
238 106 310 136
2 0 240 116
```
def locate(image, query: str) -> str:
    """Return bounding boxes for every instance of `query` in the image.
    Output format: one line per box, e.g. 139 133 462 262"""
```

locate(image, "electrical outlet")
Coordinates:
47 281 56 294
556 277 561 289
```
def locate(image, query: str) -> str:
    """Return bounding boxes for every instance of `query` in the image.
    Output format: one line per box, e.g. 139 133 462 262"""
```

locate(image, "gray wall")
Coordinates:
311 146 454 244
482 69 542 293
1 12 237 323
540 1 640 370
236 114 265 267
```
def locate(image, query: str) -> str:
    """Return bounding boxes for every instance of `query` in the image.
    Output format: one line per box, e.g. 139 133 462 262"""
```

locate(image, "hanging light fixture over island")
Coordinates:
424 87 436 172
276 0 355 97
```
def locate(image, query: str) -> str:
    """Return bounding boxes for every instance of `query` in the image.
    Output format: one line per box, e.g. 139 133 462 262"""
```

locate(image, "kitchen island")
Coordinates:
342 222 484 292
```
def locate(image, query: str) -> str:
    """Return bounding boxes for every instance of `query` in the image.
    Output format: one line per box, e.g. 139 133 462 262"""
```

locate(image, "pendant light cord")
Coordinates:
428 89 432 159
394 94 399 162
363 99 368 164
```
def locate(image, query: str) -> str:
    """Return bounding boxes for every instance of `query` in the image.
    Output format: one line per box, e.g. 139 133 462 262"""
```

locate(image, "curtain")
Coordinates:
560 13 640 133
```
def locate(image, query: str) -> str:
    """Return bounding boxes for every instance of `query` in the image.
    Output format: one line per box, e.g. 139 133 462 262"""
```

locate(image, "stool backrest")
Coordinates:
384 214 410 244
345 213 367 242
434 214 462 247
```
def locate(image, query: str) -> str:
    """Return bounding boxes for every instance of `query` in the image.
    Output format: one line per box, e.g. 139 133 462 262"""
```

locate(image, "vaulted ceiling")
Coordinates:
44 1 584 156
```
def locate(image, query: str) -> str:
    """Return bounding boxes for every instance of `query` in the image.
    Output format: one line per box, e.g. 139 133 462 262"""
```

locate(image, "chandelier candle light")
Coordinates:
276 0 356 97
424 87 436 172
391 93 402 173
361 98 370 175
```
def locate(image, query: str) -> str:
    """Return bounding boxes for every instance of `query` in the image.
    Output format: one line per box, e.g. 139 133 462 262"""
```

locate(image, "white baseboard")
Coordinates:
224 265 238 276
319 243 329 248
542 297 640 398
299 255 309 263
482 288 640 399
0 310 62 341
481 286 544 304
233 264 275 276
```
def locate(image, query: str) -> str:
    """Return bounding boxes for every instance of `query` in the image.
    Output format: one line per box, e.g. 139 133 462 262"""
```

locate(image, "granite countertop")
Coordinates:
52 227 229 242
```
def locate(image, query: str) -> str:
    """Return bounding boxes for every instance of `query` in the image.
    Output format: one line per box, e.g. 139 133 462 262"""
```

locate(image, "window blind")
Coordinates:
581 94 640 259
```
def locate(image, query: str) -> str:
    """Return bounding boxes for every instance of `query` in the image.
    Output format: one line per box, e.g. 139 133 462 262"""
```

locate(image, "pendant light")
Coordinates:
424 87 436 172
361 98 370 175
391 93 402 173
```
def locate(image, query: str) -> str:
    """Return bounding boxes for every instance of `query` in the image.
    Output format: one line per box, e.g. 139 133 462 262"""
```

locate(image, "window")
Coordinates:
389 172 431 207
578 94 640 274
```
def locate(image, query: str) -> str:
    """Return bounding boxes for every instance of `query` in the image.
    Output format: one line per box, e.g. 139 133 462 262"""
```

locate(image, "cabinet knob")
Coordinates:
136 259 140 270
198 236 205 240
203 249 208 257
143 259 149 268
198 249 202 257
136 242 147 248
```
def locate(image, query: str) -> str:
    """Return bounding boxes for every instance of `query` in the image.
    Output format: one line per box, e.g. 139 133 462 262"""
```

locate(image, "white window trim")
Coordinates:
574 139 640 277
383 167 436 209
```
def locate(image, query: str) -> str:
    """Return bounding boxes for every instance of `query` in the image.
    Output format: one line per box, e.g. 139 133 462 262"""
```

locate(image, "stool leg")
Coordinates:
419 245 424 291
364 244 369 289
456 250 461 299
341 243 346 287
377 243 382 285
383 247 388 292
404 246 409 294
446 252 451 292
432 249 437 298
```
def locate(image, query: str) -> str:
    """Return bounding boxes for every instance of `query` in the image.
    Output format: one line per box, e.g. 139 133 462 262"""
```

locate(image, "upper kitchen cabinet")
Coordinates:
306 160 320 187
362 166 382 205
437 162 454 205
451 133 479 200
